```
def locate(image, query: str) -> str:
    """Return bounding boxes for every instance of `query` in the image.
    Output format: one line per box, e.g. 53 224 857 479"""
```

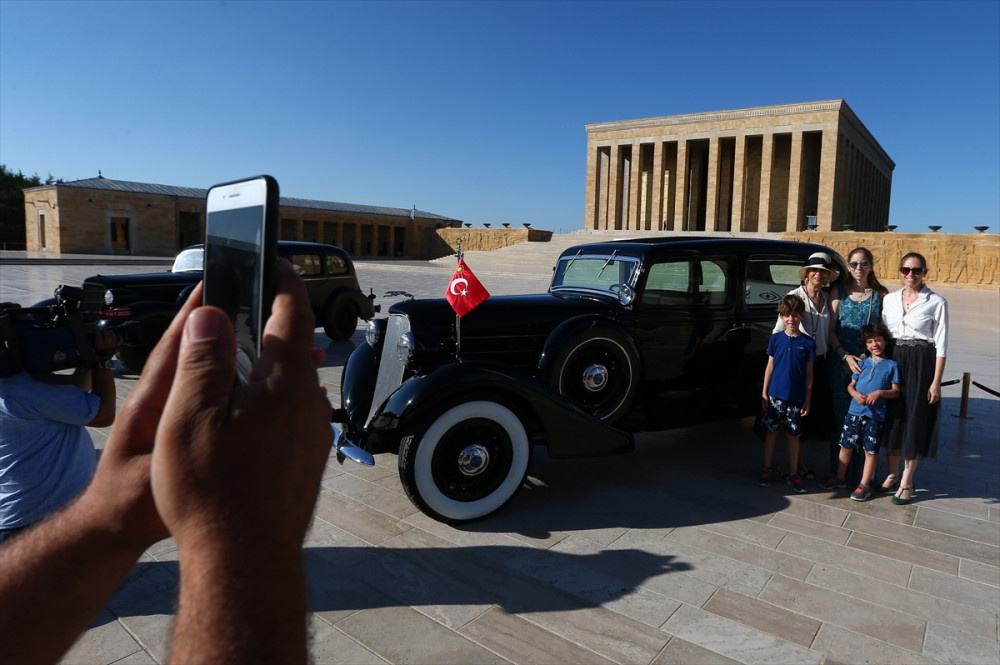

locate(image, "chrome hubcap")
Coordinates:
582 363 608 392
457 444 490 476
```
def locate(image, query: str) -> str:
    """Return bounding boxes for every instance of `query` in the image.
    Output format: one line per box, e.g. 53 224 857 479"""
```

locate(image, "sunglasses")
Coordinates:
899 266 925 276
848 261 871 269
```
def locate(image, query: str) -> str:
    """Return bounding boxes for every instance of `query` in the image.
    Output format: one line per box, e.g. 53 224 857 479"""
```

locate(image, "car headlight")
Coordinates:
104 289 114 307
365 320 381 347
396 332 414 365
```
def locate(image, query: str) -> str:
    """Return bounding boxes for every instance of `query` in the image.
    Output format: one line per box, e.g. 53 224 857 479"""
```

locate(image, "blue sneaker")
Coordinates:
786 473 807 493
757 467 773 487
818 475 846 490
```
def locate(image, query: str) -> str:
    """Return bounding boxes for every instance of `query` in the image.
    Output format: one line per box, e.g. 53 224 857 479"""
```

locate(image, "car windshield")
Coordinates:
550 251 640 295
172 248 204 273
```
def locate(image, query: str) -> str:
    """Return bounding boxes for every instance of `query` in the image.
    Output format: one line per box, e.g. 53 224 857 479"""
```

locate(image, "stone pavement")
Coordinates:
3 239 998 664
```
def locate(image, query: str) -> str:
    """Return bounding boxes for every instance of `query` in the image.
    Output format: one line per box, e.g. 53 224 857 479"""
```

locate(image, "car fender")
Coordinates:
369 360 633 458
325 285 376 320
338 340 382 432
535 314 638 376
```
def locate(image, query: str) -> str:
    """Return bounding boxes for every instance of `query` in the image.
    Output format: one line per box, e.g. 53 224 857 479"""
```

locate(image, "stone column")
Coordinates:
786 131 804 231
731 134 746 231
758 133 774 232
651 141 664 230
607 145 622 231
705 136 720 231
817 128 839 232
627 141 642 230
585 145 598 230
673 140 689 231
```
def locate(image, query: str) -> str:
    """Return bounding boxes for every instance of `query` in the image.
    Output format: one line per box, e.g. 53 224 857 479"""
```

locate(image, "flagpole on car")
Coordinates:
455 239 463 361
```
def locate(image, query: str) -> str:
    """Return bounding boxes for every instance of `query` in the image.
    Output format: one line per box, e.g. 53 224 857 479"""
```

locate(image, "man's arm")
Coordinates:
153 261 332 664
86 331 118 426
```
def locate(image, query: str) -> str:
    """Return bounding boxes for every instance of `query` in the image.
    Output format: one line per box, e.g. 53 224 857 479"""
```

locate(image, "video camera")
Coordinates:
0 283 140 384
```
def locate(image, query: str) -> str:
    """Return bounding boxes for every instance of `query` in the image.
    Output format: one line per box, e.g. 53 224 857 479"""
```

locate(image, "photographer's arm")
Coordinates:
0 290 199 665
86 330 120 427
153 261 331 664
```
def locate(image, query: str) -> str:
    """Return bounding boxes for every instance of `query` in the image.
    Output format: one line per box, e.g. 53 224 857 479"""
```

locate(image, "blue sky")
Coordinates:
1 0 997 233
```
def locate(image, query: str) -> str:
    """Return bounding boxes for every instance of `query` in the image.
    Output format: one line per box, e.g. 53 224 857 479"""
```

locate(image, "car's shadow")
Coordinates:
471 417 796 539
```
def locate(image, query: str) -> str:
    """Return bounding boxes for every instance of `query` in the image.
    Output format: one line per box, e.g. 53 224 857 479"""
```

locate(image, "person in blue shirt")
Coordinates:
759 294 815 493
0 326 120 543
820 321 900 501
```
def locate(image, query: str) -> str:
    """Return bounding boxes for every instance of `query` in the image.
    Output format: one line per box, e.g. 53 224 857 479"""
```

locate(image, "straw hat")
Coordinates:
797 252 839 282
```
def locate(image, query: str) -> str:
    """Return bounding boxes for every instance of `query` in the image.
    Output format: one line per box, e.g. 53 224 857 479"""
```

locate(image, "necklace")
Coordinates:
849 287 872 303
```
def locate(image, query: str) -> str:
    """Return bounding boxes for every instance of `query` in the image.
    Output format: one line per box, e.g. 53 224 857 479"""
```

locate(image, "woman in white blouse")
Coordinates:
880 251 948 505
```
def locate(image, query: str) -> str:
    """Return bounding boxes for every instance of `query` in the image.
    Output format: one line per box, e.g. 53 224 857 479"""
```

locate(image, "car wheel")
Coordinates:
398 400 531 523
548 328 638 425
115 315 171 374
323 297 358 341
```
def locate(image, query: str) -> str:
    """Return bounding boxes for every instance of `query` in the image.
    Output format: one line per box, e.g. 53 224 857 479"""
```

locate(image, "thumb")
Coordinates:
173 307 237 403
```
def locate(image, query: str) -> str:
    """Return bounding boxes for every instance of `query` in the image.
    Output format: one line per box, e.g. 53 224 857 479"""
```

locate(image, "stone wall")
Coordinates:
436 227 553 253
782 231 999 289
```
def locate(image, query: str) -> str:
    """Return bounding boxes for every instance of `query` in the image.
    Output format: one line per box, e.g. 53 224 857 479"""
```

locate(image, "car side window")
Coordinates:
290 253 322 276
700 260 728 305
325 254 347 275
745 256 801 306
643 259 729 307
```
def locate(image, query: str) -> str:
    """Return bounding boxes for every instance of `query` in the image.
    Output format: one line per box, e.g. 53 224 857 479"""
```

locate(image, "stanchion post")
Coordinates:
952 372 974 419
959 372 971 418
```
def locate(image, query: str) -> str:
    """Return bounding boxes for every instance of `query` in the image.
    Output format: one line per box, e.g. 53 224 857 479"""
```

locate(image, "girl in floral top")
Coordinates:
828 247 888 485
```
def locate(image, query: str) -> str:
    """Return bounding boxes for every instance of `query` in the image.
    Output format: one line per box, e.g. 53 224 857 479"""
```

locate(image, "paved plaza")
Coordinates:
1 236 998 664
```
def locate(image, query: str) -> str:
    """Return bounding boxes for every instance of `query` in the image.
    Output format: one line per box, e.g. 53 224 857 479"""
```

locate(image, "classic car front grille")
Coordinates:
366 313 410 426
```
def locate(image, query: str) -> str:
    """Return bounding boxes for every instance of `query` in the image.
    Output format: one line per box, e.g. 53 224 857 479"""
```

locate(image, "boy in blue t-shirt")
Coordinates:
819 321 900 501
759 294 815 493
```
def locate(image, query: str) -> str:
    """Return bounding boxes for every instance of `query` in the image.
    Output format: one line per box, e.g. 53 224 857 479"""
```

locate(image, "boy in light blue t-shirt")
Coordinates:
820 321 900 501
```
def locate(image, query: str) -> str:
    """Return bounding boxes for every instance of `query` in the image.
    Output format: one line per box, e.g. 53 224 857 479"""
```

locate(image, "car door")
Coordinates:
632 254 736 428
736 253 807 412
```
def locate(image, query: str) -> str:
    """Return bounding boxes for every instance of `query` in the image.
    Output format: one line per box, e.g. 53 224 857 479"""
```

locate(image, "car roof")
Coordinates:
560 237 838 261
180 241 351 260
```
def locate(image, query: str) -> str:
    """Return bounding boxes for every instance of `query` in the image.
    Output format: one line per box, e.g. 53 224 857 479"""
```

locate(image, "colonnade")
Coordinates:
585 100 894 234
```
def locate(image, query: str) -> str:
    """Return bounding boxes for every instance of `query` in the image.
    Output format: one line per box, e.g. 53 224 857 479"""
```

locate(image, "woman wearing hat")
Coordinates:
773 252 840 477
879 251 948 505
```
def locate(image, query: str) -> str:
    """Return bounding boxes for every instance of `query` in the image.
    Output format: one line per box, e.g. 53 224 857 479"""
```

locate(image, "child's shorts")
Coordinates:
761 396 804 437
839 413 883 455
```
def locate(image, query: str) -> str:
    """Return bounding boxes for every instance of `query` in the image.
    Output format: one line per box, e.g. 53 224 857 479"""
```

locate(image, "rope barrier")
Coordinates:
972 380 1000 399
944 372 999 419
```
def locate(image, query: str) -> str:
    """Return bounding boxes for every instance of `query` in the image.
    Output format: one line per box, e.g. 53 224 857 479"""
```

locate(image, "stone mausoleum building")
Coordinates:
585 100 893 234
22 176 463 259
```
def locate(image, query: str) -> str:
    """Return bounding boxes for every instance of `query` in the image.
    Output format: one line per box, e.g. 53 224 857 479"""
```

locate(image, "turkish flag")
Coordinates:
444 258 490 317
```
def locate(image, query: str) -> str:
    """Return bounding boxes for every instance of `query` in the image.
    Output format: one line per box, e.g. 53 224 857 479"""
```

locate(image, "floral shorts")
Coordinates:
839 413 883 455
761 396 804 437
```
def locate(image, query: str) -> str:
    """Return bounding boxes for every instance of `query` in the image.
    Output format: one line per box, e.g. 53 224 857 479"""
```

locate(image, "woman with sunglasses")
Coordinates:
824 248 888 487
879 252 948 505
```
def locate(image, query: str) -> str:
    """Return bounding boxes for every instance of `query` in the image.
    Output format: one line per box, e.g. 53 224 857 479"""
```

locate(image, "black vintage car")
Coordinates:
83 241 377 373
333 237 844 523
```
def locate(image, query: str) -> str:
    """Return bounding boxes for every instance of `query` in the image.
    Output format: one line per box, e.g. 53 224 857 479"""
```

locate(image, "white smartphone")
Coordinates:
203 175 279 383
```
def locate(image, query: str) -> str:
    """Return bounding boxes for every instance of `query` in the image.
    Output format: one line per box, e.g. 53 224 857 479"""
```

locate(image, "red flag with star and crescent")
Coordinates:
445 258 490 317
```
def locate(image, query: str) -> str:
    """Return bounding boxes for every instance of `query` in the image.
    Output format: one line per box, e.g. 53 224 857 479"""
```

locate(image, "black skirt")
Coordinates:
883 343 939 460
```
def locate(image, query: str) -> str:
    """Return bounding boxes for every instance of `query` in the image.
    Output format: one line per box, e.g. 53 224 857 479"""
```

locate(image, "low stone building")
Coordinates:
585 100 893 234
22 176 463 259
